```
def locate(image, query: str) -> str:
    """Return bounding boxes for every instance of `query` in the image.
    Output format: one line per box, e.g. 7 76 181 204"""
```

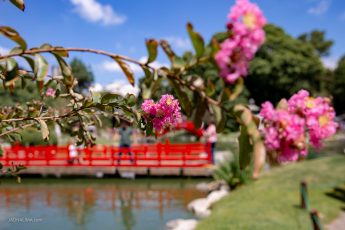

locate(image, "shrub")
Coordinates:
19 128 57 146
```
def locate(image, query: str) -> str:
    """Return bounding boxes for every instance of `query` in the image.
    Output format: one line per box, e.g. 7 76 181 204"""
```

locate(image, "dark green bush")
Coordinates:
19 127 57 146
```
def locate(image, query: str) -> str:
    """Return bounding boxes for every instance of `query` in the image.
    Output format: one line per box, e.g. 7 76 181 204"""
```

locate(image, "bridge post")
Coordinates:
86 146 92 166
157 143 162 166
207 143 212 164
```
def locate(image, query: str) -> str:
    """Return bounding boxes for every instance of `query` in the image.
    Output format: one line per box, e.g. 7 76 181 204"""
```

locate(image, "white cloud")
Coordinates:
89 83 104 92
105 81 139 96
0 46 9 55
308 0 331 15
165 36 192 50
101 60 143 74
322 57 338 69
70 0 126 26
100 57 168 74
89 81 139 96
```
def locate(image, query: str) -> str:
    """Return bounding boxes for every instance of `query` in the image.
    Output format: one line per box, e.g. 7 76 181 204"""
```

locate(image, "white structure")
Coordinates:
89 81 139 97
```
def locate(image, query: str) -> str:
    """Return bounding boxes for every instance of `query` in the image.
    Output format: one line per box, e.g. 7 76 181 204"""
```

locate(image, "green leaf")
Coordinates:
229 78 244 101
22 55 35 71
193 97 207 128
0 26 27 50
9 46 23 55
101 93 122 104
210 104 221 126
150 77 163 96
40 43 52 49
21 76 26 89
145 122 153 136
113 58 135 86
206 79 215 96
53 54 72 77
212 32 230 43
211 38 220 55
125 94 137 107
238 125 253 170
172 56 186 69
276 99 288 110
146 39 158 63
34 54 49 81
142 66 152 80
9 0 25 11
160 40 176 62
6 58 17 72
169 79 191 116
52 46 69 57
37 119 49 140
187 23 205 58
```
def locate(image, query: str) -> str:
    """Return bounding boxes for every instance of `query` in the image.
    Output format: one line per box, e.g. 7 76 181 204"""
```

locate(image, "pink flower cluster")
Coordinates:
260 90 338 163
45 88 56 97
215 0 266 84
141 94 181 133
287 90 338 148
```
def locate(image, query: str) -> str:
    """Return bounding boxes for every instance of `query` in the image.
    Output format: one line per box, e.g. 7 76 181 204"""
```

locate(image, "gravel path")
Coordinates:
328 211 345 230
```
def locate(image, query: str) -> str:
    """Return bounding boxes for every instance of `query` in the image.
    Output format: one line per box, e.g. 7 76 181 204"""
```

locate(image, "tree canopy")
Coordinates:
245 24 325 105
332 56 345 114
70 58 94 93
298 30 334 57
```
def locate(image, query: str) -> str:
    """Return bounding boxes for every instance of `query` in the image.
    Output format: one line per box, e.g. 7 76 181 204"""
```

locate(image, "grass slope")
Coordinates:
197 155 345 230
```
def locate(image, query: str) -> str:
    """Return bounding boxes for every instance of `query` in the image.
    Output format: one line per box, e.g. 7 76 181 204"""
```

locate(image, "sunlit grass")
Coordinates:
197 155 345 230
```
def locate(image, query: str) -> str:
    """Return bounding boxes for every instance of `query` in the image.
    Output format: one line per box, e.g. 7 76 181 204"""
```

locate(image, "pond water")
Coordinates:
0 178 208 230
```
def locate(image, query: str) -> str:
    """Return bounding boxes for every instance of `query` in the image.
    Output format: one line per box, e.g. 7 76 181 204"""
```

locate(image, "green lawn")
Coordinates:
197 155 345 230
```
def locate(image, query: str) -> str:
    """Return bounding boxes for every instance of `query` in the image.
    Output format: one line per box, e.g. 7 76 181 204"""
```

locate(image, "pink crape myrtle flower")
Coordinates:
260 102 306 163
141 94 181 133
260 89 338 163
45 88 56 97
288 89 338 148
215 0 266 84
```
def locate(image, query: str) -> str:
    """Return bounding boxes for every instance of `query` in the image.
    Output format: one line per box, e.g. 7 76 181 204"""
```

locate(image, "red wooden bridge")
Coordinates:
1 142 212 176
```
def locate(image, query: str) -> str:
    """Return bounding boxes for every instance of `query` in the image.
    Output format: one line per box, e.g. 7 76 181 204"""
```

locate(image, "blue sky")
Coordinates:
0 0 344 86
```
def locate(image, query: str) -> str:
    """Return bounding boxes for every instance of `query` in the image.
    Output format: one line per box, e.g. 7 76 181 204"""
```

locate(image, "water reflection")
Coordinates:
0 179 207 230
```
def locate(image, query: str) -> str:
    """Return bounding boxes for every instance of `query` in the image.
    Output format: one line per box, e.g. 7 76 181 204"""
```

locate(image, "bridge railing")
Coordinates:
0 142 212 167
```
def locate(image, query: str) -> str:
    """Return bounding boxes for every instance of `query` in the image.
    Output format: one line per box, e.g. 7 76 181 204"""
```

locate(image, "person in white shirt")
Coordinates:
68 141 78 164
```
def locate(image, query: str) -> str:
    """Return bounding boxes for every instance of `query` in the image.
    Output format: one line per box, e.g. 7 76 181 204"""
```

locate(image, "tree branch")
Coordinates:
0 47 154 71
0 123 34 138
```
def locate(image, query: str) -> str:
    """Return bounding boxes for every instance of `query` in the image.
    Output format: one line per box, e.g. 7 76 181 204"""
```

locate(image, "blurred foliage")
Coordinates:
332 56 345 114
246 24 325 105
213 153 252 189
0 80 40 106
298 30 333 57
19 127 57 146
70 58 94 93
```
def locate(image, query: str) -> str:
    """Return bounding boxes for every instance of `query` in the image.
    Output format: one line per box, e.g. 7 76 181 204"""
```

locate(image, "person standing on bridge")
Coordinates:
204 121 217 164
67 140 79 165
117 122 134 164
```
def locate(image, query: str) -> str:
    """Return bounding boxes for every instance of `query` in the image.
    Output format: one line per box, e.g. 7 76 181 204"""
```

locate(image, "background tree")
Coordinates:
245 24 324 105
332 55 345 114
70 58 94 93
298 30 334 57
0 80 40 106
